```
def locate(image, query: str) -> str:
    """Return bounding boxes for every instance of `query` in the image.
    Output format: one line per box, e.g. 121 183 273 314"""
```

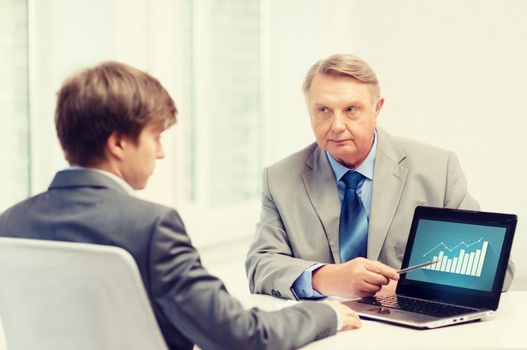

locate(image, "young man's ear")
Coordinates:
106 132 127 160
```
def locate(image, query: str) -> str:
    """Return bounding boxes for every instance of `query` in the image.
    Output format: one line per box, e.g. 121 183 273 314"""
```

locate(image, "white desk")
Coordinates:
1 292 524 350
238 291 527 350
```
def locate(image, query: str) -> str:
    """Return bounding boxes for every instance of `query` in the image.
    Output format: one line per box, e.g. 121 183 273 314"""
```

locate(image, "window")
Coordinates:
0 0 29 212
176 0 263 246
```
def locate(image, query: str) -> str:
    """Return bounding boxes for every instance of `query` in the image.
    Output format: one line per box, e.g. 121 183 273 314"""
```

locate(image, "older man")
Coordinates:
245 54 514 300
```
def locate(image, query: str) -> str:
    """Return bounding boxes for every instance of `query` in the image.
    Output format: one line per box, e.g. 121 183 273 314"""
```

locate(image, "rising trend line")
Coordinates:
422 237 483 258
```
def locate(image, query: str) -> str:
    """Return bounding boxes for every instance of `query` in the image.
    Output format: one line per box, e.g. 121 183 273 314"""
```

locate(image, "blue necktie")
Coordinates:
339 171 368 262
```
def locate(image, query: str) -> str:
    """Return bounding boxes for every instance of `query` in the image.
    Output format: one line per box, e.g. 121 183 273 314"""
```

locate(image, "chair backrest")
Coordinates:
0 237 168 350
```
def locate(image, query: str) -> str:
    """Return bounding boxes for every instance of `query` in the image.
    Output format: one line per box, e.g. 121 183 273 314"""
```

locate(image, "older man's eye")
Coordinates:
346 106 355 113
319 107 329 113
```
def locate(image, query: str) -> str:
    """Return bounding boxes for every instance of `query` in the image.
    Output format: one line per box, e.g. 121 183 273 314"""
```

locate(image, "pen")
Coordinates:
290 287 300 301
397 259 442 274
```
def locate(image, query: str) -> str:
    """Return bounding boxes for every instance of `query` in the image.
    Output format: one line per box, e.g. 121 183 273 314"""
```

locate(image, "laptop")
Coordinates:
344 206 517 328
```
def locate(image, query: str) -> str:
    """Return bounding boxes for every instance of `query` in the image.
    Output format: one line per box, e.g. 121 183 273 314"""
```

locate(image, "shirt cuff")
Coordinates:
291 263 326 299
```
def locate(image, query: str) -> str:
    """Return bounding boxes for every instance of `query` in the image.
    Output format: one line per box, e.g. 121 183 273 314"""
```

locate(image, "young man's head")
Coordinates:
55 61 177 189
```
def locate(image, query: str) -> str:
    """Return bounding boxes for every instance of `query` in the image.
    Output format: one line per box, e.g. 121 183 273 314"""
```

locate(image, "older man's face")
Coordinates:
307 73 383 168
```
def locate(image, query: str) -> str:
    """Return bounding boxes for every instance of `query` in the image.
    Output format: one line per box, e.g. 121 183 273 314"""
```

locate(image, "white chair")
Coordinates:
0 237 168 350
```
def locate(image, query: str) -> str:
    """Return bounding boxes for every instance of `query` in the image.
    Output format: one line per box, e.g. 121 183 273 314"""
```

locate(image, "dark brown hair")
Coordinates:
55 61 177 166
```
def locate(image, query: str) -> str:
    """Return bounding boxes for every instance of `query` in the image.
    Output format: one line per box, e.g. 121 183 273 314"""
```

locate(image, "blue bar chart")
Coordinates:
422 237 488 277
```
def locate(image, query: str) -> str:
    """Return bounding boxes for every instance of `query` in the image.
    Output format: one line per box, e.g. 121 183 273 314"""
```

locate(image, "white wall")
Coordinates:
340 0 527 289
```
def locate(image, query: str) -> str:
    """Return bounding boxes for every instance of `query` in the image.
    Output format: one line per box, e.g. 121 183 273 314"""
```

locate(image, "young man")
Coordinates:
245 53 514 300
0 62 360 350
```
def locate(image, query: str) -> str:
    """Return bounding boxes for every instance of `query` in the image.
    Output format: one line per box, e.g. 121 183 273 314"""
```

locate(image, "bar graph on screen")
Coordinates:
422 237 488 277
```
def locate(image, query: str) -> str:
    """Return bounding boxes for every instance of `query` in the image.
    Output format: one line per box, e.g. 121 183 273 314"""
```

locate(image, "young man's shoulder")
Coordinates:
0 186 179 231
101 189 181 225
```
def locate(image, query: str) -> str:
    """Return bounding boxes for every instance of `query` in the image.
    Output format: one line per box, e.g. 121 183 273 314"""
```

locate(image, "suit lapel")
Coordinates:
368 128 408 260
302 146 341 263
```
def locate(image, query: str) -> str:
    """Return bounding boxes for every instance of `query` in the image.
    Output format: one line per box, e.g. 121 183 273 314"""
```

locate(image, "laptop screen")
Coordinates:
397 206 517 310
405 219 506 292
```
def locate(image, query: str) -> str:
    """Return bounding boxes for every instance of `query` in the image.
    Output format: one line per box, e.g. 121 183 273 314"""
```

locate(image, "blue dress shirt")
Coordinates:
291 130 378 299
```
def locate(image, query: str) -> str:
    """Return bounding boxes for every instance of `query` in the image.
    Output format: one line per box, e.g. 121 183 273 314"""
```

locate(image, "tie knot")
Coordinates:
342 171 363 190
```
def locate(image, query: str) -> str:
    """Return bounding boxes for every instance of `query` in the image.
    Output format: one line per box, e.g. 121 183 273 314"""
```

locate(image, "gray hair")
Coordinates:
303 54 380 100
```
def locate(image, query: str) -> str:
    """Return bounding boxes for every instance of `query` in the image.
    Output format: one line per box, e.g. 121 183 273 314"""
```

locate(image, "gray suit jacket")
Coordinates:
0 169 337 350
245 128 514 299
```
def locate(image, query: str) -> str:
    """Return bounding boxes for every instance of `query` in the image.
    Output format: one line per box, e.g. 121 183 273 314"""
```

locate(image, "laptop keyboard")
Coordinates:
358 295 478 317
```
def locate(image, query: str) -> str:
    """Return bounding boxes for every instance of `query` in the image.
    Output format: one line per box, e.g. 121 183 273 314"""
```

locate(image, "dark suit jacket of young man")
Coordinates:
0 169 336 350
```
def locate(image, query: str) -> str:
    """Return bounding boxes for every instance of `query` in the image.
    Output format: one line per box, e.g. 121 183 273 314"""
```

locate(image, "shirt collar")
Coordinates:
326 129 377 182
64 166 136 195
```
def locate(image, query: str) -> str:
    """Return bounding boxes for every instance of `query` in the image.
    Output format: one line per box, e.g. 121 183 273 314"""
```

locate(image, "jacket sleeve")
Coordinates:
245 167 322 300
444 152 479 210
148 209 336 350
445 152 514 291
